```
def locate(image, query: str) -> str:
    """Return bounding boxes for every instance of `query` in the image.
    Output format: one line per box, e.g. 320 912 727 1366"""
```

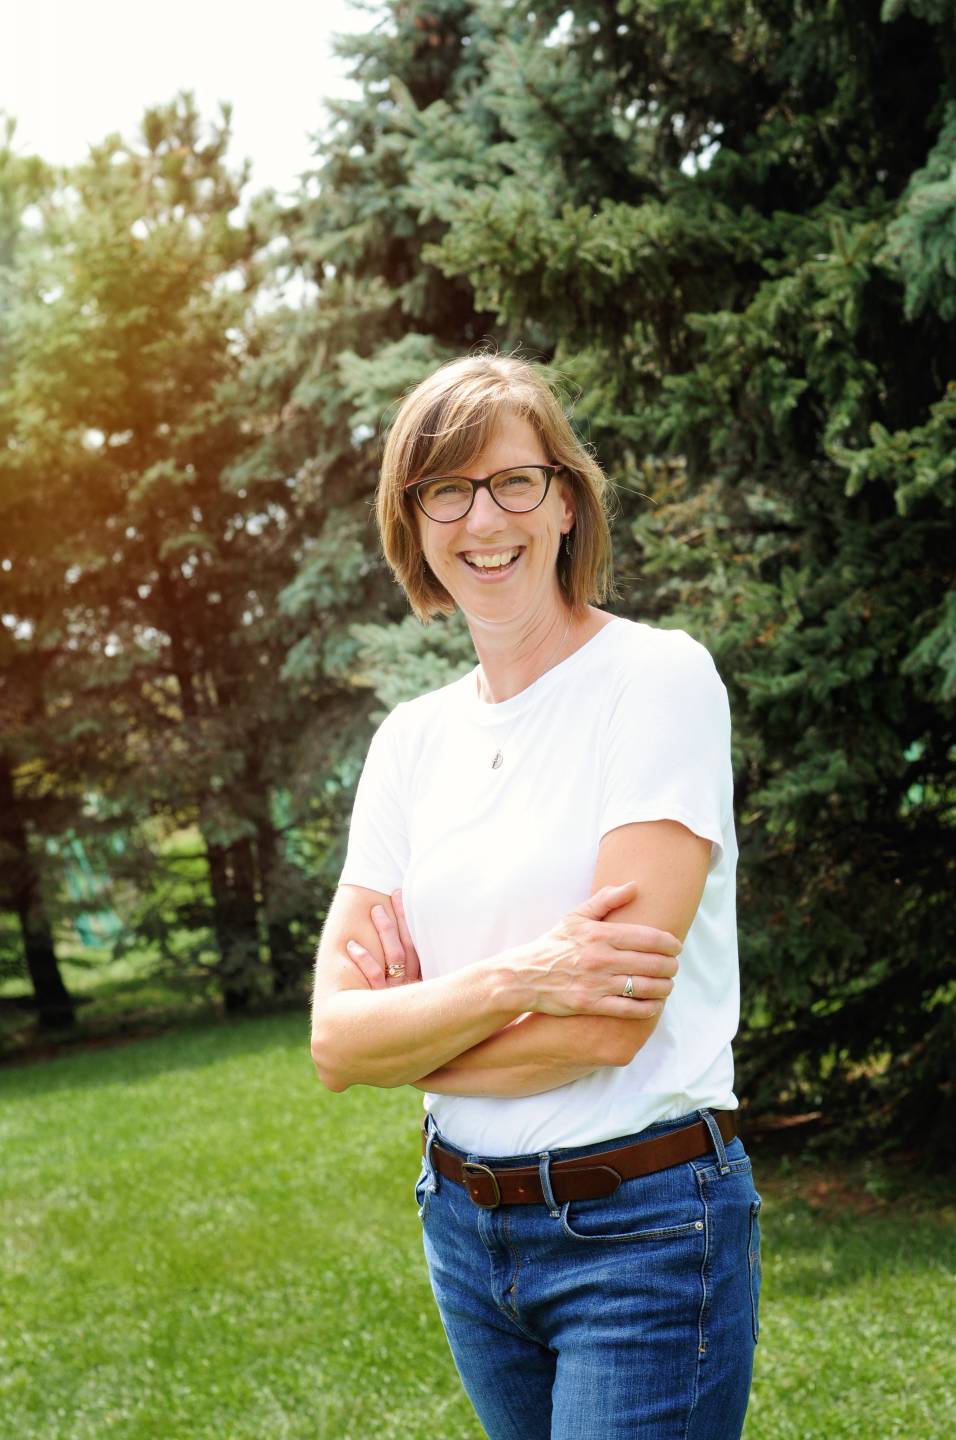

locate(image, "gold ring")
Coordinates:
385 963 406 979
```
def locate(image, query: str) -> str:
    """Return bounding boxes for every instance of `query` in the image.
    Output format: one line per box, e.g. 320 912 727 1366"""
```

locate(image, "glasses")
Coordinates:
405 464 559 522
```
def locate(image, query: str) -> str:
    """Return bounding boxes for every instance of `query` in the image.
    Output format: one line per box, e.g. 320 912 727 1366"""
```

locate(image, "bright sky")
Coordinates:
2 0 372 200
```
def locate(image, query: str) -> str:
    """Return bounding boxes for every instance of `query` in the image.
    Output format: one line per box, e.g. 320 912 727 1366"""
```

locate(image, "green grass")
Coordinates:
1 1016 953 1440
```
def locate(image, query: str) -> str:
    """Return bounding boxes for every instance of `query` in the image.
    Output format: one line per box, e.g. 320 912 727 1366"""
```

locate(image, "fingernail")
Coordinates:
372 906 384 919
346 941 361 955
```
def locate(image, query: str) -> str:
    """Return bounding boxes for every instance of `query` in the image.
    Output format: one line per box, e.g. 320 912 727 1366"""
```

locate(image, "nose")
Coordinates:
464 484 507 536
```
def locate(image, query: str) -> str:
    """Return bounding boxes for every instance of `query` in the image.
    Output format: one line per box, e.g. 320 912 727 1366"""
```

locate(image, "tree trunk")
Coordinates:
205 836 261 1013
0 756 75 1029
256 815 304 997
157 566 263 1014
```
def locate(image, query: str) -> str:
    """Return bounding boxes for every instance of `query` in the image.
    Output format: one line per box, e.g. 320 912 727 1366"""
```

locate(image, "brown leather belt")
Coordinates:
423 1111 737 1209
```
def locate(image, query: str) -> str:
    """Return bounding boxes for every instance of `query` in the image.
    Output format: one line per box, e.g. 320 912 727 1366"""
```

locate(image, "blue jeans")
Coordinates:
416 1111 762 1440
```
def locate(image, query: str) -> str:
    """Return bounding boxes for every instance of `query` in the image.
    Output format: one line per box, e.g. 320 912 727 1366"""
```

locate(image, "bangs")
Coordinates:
405 386 539 482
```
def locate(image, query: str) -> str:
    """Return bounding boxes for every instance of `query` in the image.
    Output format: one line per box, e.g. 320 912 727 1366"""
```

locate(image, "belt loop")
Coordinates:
423 1112 440 1193
701 1109 730 1175
538 1153 560 1217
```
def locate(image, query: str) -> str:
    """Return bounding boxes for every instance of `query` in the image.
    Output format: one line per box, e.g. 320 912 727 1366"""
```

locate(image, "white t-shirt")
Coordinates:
338 615 740 1155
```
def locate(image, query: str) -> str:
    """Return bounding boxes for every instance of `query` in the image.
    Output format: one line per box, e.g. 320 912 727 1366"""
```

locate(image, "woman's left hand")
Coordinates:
345 889 422 989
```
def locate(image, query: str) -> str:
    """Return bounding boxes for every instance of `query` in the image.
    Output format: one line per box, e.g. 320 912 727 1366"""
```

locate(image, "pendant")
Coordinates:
491 749 503 770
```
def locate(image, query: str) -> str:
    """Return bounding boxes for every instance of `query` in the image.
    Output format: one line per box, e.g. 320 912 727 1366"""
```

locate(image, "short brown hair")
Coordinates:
376 353 616 622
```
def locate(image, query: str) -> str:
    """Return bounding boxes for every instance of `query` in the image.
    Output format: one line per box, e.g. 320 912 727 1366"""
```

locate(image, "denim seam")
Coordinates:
559 1213 704 1244
499 1210 521 1316
748 1195 762 1344
493 1211 546 1344
684 1165 711 1440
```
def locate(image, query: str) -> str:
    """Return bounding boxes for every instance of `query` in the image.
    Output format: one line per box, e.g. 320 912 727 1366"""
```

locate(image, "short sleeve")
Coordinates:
338 707 411 894
598 633 732 871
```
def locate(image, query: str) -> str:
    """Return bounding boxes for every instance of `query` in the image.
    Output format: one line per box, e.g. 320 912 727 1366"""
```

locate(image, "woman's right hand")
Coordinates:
514 881 681 1020
344 890 421 990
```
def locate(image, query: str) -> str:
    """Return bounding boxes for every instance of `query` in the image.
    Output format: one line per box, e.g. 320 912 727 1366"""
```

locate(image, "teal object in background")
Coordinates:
47 834 124 947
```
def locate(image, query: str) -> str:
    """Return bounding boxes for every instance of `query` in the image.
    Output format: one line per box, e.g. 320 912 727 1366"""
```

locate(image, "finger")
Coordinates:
391 890 422 982
593 946 678 982
574 882 638 921
614 974 674 1002
371 904 407 972
606 925 682 960
588 996 666 1020
372 901 414 987
644 954 680 981
345 941 387 989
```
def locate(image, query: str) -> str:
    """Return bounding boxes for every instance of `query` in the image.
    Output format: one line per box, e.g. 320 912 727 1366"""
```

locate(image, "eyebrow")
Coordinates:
406 461 551 487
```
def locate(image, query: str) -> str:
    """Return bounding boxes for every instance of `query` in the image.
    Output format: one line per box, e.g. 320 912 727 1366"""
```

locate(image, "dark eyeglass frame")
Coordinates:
404 464 561 522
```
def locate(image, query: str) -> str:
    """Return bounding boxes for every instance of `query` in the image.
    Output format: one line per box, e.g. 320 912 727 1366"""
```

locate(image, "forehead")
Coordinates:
451 415 549 476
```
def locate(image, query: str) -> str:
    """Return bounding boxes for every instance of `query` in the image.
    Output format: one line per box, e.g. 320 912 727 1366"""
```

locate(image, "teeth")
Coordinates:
464 549 520 569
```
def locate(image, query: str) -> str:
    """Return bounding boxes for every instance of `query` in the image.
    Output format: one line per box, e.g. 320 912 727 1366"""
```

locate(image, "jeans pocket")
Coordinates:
560 1167 705 1244
748 1194 762 1343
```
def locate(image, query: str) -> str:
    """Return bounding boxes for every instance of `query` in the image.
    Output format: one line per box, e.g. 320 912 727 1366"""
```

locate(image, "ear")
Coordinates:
556 472 576 534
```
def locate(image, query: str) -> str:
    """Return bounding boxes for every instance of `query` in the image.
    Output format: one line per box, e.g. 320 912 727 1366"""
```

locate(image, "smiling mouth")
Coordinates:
460 547 524 573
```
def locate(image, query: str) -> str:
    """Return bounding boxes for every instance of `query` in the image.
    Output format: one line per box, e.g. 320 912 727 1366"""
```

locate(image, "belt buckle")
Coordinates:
461 1161 501 1209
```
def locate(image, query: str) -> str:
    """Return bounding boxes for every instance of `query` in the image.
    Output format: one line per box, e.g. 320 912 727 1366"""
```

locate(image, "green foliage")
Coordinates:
222 1 504 897
883 100 956 321
0 96 330 1011
272 0 956 1148
349 612 475 713
2 1 953 1151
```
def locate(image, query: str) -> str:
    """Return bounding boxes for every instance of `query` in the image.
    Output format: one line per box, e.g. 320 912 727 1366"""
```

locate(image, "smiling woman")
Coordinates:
309 352 760 1440
374 357 611 618
408 414 575 656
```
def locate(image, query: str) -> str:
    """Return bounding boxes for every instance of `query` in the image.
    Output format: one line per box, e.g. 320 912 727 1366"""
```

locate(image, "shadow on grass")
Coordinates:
753 1154 955 1301
0 1007 312 1099
766 1211 954 1295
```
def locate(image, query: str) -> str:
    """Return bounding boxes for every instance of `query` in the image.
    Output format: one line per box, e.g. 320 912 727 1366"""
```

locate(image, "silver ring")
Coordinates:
622 975 635 999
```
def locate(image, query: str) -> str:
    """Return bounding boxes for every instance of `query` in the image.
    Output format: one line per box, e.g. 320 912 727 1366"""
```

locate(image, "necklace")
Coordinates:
480 611 574 770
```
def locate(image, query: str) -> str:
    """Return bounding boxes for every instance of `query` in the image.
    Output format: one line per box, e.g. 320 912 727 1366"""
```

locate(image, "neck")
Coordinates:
471 603 603 704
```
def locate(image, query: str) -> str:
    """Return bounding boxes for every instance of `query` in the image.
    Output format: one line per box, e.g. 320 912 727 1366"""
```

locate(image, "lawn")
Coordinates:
1 1014 953 1439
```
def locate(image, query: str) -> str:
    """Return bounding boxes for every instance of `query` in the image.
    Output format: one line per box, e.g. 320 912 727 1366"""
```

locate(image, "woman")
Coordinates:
310 354 761 1439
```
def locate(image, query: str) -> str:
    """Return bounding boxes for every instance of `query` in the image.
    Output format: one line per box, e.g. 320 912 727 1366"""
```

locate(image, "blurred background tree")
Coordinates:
2 0 953 1157
0 127 76 1029
1 98 328 1016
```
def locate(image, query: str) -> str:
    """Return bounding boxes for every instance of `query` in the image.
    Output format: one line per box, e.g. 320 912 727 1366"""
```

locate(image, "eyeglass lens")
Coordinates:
416 467 549 521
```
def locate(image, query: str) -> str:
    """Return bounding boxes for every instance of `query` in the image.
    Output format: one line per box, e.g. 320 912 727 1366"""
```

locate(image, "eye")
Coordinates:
421 478 470 500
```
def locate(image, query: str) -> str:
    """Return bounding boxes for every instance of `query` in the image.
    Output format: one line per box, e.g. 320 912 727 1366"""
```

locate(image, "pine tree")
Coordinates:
286 0 955 1148
237 1 503 859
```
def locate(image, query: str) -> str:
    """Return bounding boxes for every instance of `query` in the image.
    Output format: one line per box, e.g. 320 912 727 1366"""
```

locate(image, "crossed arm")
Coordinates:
311 819 711 1097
